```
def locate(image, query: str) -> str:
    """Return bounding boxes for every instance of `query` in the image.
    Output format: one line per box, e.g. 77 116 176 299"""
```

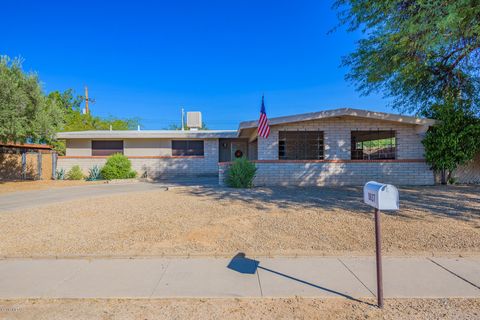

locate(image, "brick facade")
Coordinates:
58 115 438 185
258 117 426 160
219 160 434 186
222 117 435 186
58 139 219 179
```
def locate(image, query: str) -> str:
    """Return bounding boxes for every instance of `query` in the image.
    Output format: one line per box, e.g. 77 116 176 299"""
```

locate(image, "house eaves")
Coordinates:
56 130 239 140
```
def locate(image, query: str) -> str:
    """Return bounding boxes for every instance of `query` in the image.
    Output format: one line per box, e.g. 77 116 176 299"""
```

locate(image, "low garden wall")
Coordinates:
219 160 435 186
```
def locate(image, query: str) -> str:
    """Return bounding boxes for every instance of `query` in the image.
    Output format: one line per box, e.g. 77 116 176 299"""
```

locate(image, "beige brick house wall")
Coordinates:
258 117 425 160
219 161 433 186
223 117 435 186
255 161 432 186
58 139 219 178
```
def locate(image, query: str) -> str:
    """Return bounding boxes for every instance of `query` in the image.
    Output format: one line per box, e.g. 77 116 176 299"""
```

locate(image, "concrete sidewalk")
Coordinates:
0 256 478 299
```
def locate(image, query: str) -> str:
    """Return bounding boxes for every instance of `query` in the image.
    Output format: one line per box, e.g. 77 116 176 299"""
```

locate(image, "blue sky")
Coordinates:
1 1 392 129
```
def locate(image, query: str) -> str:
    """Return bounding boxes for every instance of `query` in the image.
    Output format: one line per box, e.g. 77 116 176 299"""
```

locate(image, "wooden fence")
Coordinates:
0 149 57 180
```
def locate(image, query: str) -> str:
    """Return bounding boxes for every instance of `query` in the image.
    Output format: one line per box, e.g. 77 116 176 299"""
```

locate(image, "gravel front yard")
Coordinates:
0 185 478 257
0 298 478 320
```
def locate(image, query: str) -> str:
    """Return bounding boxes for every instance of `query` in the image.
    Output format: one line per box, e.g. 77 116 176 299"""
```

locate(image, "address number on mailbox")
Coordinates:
363 181 399 211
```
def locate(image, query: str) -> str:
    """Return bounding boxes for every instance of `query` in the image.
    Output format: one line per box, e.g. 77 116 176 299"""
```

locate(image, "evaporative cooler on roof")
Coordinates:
187 112 202 129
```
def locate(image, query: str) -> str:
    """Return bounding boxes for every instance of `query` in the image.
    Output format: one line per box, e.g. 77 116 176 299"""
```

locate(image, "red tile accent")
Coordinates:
218 159 426 165
60 156 205 159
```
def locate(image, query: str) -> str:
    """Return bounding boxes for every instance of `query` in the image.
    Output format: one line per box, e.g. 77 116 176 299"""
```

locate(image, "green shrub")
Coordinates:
67 165 84 180
100 153 137 180
86 165 102 181
448 176 458 185
226 157 257 188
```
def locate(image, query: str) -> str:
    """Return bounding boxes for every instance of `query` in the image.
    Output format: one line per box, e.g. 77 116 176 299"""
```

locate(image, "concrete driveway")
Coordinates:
0 177 219 212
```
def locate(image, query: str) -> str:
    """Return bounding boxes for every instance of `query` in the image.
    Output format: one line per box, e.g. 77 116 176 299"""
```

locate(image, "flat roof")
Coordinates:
57 130 238 139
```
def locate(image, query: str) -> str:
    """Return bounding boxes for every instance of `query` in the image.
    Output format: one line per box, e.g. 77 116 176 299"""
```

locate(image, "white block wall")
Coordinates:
223 117 435 186
258 117 426 160
219 161 434 186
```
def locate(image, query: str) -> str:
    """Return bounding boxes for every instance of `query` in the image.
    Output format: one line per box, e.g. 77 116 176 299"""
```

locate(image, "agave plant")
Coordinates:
86 165 102 181
56 168 66 180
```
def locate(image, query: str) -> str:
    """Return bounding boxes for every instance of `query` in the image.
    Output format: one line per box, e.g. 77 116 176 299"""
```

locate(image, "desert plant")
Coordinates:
85 165 102 181
100 153 137 180
448 176 458 185
226 157 257 188
55 168 65 180
128 170 137 178
67 165 84 180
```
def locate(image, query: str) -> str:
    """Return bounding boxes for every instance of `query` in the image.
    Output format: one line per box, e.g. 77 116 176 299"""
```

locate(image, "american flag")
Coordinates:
258 95 270 138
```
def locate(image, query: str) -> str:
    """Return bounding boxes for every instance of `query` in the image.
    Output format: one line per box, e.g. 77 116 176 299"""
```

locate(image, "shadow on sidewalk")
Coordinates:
227 252 375 307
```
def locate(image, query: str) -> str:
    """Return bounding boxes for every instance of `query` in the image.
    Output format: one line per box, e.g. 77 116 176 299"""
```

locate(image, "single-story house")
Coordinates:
57 108 438 186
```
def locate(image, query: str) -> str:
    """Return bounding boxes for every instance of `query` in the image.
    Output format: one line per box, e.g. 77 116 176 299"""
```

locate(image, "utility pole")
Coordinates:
84 86 95 114
85 86 90 114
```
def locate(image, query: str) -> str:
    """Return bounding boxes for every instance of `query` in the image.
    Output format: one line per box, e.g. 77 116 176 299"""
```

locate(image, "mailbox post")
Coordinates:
363 181 399 308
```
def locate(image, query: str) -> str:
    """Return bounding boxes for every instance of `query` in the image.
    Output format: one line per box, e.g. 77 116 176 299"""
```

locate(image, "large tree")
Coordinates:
423 100 480 184
0 54 140 153
47 89 140 132
334 0 480 115
0 56 64 143
47 89 83 112
47 89 140 154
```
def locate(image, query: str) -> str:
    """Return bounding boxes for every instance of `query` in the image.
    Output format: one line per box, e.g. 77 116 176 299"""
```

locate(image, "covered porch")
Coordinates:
218 138 257 162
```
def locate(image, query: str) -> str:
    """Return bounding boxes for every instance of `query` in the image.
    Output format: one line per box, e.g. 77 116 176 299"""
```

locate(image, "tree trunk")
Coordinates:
447 170 453 184
440 169 447 185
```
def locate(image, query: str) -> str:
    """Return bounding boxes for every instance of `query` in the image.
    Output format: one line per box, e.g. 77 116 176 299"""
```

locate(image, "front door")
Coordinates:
231 142 248 160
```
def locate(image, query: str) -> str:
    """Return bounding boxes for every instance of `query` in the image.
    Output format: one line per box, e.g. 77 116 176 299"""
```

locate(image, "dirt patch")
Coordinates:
0 298 478 320
0 180 105 194
0 185 478 257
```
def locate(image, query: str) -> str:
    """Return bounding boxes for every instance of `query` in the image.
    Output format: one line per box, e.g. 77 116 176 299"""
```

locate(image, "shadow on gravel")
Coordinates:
180 184 480 222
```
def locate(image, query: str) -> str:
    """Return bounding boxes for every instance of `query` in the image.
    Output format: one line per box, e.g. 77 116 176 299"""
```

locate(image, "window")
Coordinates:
172 140 204 156
91 140 123 156
351 131 396 160
278 131 324 160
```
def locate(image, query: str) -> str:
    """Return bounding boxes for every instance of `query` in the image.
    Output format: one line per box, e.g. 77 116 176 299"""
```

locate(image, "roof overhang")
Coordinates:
238 108 436 137
56 130 238 140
